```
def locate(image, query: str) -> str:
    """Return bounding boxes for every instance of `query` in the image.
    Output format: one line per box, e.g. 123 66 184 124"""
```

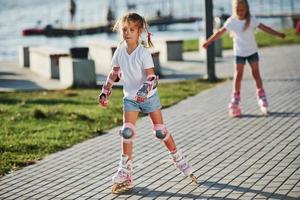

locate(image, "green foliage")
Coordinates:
183 39 199 52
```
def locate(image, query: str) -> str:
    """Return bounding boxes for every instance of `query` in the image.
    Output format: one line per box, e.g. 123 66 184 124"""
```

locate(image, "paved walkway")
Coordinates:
0 45 299 199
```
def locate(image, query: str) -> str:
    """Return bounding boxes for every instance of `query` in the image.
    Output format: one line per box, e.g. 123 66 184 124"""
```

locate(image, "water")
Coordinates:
0 0 299 61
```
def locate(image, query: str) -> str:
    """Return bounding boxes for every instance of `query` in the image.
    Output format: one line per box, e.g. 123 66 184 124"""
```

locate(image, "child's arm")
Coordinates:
202 27 227 49
98 66 121 107
258 23 286 38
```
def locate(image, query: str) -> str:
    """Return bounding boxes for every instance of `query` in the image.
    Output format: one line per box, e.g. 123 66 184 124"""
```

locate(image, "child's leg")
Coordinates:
249 61 263 90
111 111 139 193
249 61 268 114
122 111 139 160
228 63 244 117
149 109 196 180
233 63 245 92
148 109 176 152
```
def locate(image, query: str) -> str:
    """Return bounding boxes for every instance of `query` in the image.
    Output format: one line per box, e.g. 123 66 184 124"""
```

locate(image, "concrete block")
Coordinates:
149 49 161 76
155 39 183 63
29 47 69 79
59 57 96 87
88 40 118 75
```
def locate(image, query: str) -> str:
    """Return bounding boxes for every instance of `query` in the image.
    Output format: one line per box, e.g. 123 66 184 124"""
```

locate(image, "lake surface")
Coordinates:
0 0 299 61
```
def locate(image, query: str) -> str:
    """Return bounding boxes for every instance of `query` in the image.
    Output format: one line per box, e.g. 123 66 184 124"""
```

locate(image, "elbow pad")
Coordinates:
146 74 158 91
105 67 121 86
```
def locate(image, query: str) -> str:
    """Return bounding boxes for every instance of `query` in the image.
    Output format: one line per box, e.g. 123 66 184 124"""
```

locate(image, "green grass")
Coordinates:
0 79 222 176
183 28 300 51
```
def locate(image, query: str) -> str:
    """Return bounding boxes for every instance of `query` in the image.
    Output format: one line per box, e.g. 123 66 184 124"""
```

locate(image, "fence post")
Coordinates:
204 0 217 81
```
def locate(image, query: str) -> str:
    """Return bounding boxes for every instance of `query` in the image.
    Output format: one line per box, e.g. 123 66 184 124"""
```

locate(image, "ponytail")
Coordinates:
146 30 153 48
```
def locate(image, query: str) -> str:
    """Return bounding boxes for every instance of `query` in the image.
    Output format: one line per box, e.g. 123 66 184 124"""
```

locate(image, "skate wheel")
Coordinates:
190 174 198 185
111 182 132 194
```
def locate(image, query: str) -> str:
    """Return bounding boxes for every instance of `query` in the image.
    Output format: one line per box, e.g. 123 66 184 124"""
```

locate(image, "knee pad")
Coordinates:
119 123 136 143
153 124 170 141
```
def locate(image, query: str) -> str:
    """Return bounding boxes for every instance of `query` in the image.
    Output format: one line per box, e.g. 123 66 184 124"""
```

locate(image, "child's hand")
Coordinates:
202 41 209 49
98 87 112 107
98 93 109 107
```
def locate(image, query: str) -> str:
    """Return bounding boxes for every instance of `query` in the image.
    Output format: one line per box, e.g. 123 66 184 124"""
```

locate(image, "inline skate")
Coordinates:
228 91 241 117
111 155 133 194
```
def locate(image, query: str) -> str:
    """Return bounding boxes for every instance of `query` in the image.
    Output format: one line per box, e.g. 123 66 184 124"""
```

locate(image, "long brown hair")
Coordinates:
232 0 251 31
113 12 153 48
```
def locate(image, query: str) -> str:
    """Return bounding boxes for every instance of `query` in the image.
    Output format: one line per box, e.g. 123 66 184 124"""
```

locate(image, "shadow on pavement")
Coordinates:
201 181 299 200
239 112 300 118
130 186 235 200
268 111 300 118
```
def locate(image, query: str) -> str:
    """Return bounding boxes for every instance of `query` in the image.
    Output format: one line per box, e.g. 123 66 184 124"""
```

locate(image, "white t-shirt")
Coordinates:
224 16 260 57
111 43 157 99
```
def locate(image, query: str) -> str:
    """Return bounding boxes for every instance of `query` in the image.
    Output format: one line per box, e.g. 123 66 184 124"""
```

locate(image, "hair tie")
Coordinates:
147 32 152 45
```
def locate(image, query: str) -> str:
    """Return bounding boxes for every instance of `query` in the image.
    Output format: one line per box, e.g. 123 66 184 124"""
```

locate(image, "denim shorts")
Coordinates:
123 91 162 113
235 52 259 65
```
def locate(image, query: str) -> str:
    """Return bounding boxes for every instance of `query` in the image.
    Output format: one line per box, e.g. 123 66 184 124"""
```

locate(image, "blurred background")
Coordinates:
0 0 299 61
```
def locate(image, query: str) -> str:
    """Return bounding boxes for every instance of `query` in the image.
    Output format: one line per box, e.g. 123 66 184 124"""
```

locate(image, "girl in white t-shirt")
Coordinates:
202 0 285 117
98 12 196 194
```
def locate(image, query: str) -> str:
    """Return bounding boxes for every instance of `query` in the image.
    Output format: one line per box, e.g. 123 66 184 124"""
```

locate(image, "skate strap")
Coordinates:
120 155 133 171
232 91 240 101
257 89 266 97
171 151 184 162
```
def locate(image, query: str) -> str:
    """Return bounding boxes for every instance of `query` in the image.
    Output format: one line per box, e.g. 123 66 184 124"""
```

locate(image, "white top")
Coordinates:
111 43 157 99
224 16 260 57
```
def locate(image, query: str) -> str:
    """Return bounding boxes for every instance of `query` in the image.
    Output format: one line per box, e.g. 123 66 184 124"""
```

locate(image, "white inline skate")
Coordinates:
111 154 133 194
170 150 197 184
257 88 268 115
228 91 241 117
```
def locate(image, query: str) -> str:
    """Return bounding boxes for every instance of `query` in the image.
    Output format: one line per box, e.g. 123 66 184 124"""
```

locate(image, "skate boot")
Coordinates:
111 154 133 194
170 150 197 184
257 88 268 115
228 91 241 117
